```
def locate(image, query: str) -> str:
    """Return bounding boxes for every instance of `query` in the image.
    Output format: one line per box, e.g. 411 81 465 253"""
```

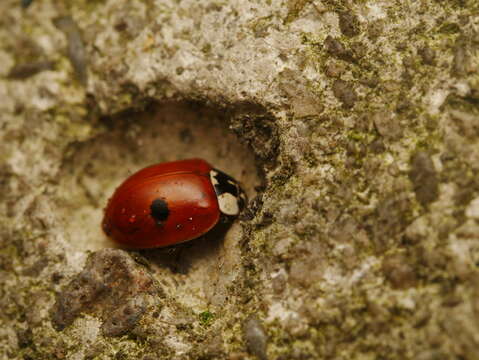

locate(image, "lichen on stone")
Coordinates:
1 0 479 359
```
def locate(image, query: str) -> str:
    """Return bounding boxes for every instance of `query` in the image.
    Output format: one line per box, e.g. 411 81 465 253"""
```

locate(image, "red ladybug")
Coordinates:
102 158 246 249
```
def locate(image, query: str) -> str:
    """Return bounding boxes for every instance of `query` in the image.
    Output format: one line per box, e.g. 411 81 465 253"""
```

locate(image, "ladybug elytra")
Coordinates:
102 159 246 249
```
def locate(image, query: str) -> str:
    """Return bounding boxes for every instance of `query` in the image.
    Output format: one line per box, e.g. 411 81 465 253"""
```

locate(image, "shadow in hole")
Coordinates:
137 219 233 274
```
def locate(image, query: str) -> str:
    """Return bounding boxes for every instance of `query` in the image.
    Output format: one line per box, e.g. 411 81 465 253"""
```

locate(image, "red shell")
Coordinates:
102 158 221 249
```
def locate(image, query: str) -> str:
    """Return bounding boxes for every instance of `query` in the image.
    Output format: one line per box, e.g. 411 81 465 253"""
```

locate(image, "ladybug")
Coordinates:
102 158 246 249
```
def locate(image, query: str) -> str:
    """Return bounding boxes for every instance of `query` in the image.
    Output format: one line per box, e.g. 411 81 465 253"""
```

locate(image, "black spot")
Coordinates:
150 198 169 225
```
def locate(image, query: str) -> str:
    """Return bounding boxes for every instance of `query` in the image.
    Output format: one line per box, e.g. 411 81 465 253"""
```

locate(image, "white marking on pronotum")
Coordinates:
210 170 240 215
218 192 240 216
210 170 219 185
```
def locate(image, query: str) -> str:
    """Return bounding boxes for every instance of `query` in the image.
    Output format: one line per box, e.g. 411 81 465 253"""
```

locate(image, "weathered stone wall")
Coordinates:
1 0 479 359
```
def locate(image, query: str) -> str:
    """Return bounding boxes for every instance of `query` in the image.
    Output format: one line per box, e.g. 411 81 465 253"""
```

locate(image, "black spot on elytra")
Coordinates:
150 198 169 225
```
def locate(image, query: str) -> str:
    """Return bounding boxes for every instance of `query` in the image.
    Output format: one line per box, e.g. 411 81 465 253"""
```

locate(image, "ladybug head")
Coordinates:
209 169 247 217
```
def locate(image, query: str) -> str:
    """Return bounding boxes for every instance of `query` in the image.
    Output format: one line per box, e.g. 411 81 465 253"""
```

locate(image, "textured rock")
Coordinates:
1 0 479 359
52 249 160 336
243 316 268 360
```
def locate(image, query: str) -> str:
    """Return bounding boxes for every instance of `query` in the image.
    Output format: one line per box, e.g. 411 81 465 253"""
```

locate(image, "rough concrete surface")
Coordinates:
0 0 479 359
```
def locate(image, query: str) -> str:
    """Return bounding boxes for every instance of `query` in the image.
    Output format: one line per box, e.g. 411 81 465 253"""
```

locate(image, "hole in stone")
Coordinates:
54 101 273 313
55 102 262 253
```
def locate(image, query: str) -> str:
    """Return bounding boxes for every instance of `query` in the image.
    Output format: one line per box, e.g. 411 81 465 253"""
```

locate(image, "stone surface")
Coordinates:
52 249 161 336
1 0 479 359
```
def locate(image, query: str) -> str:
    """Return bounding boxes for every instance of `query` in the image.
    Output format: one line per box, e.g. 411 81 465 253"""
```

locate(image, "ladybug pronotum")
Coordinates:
102 158 246 249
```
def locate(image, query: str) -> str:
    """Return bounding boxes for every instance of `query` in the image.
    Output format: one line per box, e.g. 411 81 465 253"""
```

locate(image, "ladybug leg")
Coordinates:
138 243 191 274
166 242 193 274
